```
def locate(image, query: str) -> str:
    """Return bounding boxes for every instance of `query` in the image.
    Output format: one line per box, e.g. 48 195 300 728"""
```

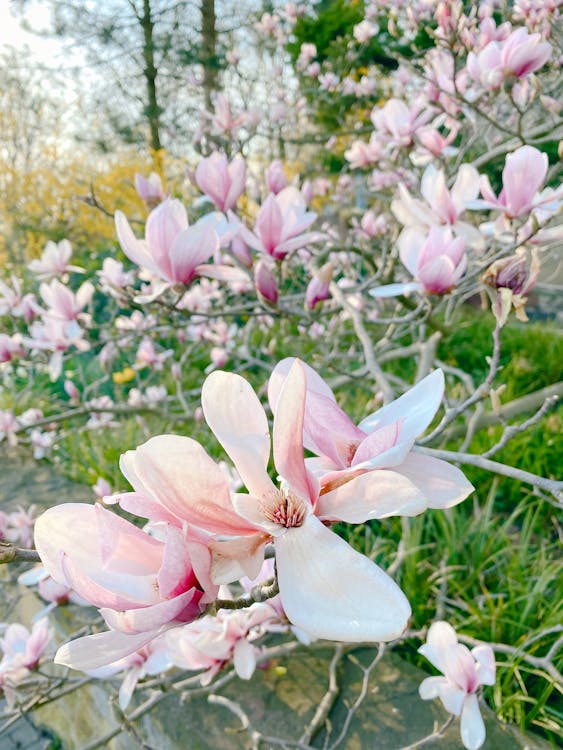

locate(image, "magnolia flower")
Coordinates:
97 258 135 291
166 602 277 685
28 240 83 280
467 27 552 88
86 636 173 710
371 99 434 149
419 622 496 750
108 362 418 642
195 153 246 212
0 334 24 363
471 146 560 219
238 187 323 260
39 279 94 323
34 503 218 671
268 359 474 506
344 135 382 169
392 164 483 249
115 199 241 288
0 278 37 321
0 618 52 673
398 226 467 294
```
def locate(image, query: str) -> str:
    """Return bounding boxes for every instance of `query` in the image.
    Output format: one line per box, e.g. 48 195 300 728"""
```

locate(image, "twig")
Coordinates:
483 395 559 458
395 714 455 750
300 645 344 745
0 543 41 565
330 282 394 402
414 446 563 500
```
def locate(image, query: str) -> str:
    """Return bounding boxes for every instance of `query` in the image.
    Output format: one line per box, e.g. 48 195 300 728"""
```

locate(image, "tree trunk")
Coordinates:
141 0 163 164
201 0 218 111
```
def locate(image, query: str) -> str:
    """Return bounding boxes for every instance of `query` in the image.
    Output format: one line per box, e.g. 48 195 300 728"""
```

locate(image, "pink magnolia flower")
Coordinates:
0 618 52 672
195 153 246 212
419 622 496 750
166 602 277 684
398 226 467 294
0 334 24 363
28 240 83 280
107 364 418 642
0 278 37 321
353 20 377 43
239 187 323 260
392 164 483 249
371 99 434 149
296 43 317 71
98 258 135 291
472 146 559 218
208 94 247 138
135 337 173 370
39 279 94 323
359 210 388 238
115 199 234 287
467 27 552 88
86 636 173 710
268 359 474 505
344 135 382 169
34 502 218 671
135 172 166 207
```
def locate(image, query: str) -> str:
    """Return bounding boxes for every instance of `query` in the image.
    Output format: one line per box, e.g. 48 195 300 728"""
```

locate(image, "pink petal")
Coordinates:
115 211 157 274
315 470 427 522
100 589 201 633
132 435 255 536
209 534 268 584
472 645 496 686
272 360 316 504
202 371 274 498
168 224 219 284
275 514 411 642
502 146 548 217
233 638 256 680
419 620 459 673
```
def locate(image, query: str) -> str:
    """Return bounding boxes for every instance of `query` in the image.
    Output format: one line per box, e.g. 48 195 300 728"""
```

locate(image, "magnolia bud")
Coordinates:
254 260 279 305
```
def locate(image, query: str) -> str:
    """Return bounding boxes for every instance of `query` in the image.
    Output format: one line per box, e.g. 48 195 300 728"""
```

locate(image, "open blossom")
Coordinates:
1 618 52 674
268 359 474 505
28 240 83 280
98 258 135 291
115 199 242 288
344 135 382 169
238 187 323 260
419 622 496 750
39 279 94 323
371 99 434 149
166 602 278 685
0 334 24 363
195 153 246 212
467 27 552 88
471 146 560 219
398 226 467 294
392 164 483 249
0 278 37 321
34 502 218 671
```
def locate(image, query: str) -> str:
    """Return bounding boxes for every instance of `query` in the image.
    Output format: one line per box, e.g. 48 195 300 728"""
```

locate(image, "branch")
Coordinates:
0 543 40 565
414 446 563 501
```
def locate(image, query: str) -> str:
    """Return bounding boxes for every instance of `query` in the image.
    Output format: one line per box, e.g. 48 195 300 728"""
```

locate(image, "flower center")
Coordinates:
261 489 306 529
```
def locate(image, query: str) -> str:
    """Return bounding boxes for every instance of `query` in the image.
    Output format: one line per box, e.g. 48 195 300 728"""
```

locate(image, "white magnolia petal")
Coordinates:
202 371 274 498
316 470 427 522
358 369 444 444
392 453 474 509
275 515 411 642
55 629 164 671
233 638 256 680
460 694 486 750
419 675 448 700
